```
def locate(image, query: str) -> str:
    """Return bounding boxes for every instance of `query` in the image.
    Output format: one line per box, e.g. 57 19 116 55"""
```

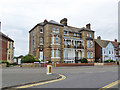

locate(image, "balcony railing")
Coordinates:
64 57 84 60
64 44 84 49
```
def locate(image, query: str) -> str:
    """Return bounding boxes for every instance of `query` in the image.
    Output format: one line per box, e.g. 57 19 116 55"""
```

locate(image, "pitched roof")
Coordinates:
66 26 81 33
95 39 120 48
0 32 14 42
94 39 109 48
111 41 119 48
79 27 94 32
49 20 63 26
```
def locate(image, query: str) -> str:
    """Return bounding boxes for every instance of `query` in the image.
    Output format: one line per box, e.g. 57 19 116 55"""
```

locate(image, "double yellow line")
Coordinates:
16 74 66 88
99 80 120 89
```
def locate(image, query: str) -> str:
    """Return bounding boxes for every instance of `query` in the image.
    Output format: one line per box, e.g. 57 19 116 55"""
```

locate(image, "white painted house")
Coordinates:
102 42 116 62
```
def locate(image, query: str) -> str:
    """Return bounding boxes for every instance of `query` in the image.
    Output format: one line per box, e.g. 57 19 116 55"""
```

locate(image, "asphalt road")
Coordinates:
30 66 119 89
2 67 59 88
2 66 119 89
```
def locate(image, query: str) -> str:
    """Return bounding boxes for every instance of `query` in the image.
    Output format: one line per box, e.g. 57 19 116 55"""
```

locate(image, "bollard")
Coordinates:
47 65 52 75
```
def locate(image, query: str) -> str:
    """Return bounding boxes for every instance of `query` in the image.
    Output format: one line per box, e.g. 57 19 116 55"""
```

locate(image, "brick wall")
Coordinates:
0 36 7 61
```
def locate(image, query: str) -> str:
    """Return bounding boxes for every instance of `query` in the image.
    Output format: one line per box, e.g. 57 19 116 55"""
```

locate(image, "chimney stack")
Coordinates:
86 23 91 29
115 39 117 42
44 19 48 24
60 18 67 26
97 36 101 40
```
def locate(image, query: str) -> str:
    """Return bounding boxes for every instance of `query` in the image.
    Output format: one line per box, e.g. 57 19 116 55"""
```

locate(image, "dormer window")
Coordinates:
40 28 43 33
64 31 68 35
77 34 79 37
74 33 76 36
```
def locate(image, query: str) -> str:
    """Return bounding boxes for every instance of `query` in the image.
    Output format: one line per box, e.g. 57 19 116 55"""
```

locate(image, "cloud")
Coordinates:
0 0 118 56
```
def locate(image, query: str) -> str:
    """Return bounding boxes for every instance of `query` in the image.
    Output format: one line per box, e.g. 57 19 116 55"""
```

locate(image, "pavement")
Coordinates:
2 67 60 89
1 66 119 89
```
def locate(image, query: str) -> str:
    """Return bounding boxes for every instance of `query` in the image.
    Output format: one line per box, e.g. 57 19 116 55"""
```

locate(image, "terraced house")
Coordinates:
29 18 95 63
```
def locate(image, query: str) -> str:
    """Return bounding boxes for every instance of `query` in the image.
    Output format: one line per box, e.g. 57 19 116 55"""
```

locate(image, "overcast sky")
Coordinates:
0 0 118 56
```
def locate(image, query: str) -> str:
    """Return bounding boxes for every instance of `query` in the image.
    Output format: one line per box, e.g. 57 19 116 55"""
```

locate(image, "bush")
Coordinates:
21 54 40 63
0 61 10 67
104 59 115 63
48 60 52 64
81 58 88 63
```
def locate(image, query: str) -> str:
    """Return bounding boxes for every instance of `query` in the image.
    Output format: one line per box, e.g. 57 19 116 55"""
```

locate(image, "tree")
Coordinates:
81 58 88 63
21 54 39 63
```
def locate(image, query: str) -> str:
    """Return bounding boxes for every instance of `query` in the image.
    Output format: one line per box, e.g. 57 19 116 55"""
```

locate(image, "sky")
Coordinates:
0 0 119 56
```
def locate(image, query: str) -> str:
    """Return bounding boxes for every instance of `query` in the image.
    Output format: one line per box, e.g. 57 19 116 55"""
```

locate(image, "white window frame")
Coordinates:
87 33 89 37
74 33 76 36
56 35 59 44
56 49 59 57
52 36 54 44
90 34 91 37
53 26 55 32
90 41 93 47
52 49 54 57
57 27 59 33
87 41 89 47
88 52 89 58
91 52 93 58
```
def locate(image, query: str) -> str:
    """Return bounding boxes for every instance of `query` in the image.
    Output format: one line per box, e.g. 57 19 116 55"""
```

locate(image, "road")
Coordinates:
29 66 119 89
2 66 119 89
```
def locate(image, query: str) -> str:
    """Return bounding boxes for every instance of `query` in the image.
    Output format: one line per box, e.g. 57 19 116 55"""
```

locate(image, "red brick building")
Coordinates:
0 32 14 62
0 32 8 61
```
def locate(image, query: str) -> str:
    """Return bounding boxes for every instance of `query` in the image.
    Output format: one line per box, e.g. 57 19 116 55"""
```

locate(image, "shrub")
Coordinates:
81 58 88 63
21 54 36 63
48 60 52 64
34 59 40 62
0 61 10 67
104 59 115 63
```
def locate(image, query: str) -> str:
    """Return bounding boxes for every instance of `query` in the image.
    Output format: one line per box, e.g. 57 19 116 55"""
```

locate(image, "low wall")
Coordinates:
0 63 7 68
56 63 94 67
104 63 117 65
21 63 40 67
94 63 104 66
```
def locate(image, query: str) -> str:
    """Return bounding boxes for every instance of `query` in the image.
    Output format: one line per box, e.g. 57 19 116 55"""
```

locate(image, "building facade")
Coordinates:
95 37 120 62
29 18 95 63
0 32 14 63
